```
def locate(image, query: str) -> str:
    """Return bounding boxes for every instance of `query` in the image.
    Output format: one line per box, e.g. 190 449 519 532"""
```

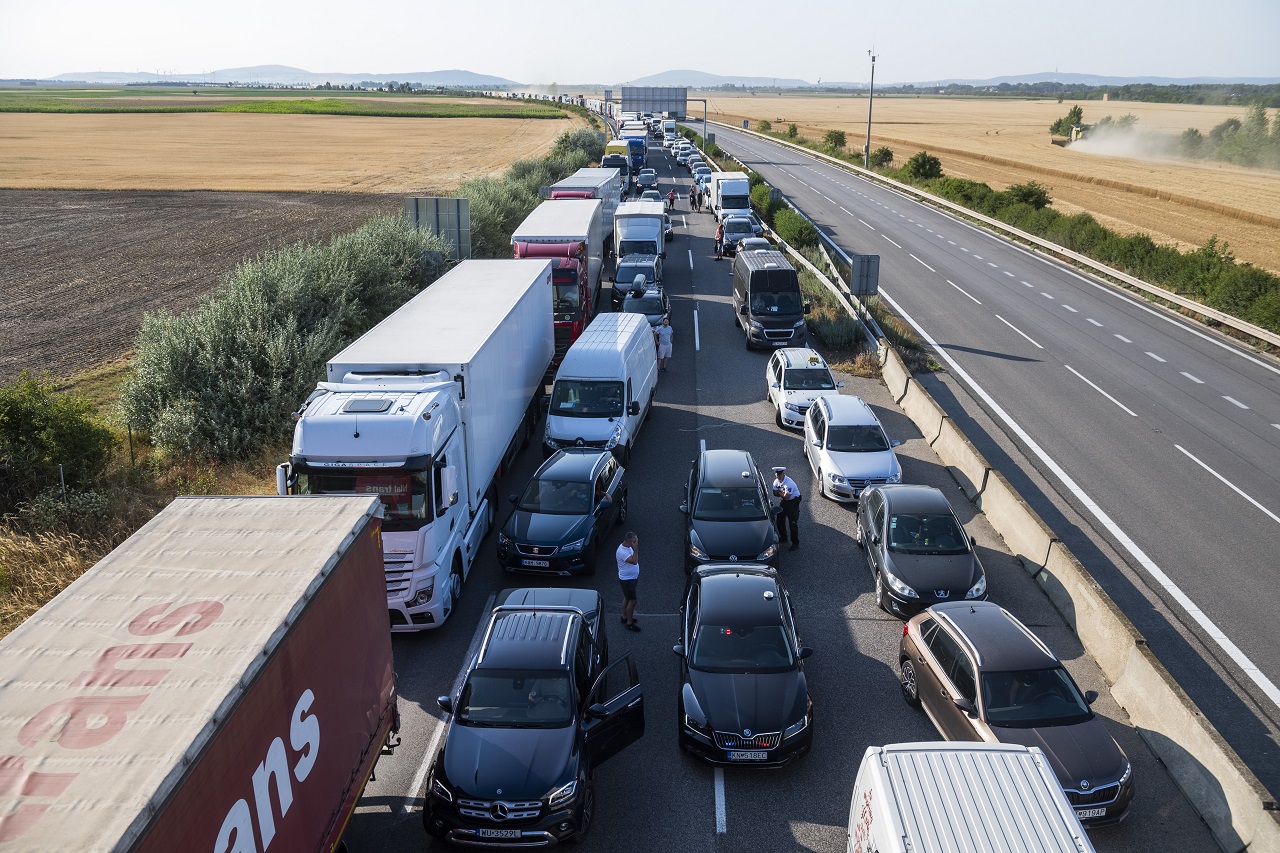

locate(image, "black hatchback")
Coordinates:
680 449 779 572
497 450 627 576
675 565 813 766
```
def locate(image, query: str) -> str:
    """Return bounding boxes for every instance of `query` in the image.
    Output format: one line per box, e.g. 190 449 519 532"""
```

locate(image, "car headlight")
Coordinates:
547 780 578 809
497 531 510 548
561 538 586 554
828 472 848 485
783 700 812 739
605 433 619 449
749 320 764 330
794 319 806 328
884 570 919 599
888 469 902 484
413 582 434 605
544 426 559 448
784 402 804 413
689 542 708 561
965 574 987 600
431 775 453 803
1117 760 1132 787
757 544 777 560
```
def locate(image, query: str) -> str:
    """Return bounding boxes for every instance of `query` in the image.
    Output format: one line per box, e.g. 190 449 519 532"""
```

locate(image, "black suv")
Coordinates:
497 450 627 576
424 589 644 846
680 449 779 571
676 565 813 766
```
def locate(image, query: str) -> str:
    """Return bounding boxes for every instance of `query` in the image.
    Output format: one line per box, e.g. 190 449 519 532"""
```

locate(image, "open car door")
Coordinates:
583 654 644 769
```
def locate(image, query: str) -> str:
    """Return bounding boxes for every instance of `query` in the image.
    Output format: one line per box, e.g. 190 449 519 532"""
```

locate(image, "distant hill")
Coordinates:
622 70 812 88
48 65 520 87
617 69 1280 90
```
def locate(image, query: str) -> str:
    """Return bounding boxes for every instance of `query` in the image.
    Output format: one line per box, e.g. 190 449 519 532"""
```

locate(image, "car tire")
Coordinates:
615 490 628 526
853 515 865 545
874 569 890 614
569 783 595 844
899 659 922 708
775 408 784 429
817 468 828 500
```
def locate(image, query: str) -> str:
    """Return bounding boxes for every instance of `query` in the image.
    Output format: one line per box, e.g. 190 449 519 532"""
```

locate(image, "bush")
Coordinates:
774 208 819 248
750 183 781 225
1005 181 1052 210
1050 105 1084 136
823 129 847 151
757 119 772 132
786 123 798 138
903 151 944 180
119 217 452 460
868 147 894 168
0 375 116 513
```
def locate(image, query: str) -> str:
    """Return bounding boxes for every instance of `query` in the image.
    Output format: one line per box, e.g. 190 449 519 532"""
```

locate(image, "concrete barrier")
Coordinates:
898 380 947 445
974 469 1056 574
930 417 990 501
880 347 911 403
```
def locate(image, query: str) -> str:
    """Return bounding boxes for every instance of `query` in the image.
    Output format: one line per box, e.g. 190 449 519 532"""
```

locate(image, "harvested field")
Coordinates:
703 95 1280 273
0 190 398 382
0 112 582 193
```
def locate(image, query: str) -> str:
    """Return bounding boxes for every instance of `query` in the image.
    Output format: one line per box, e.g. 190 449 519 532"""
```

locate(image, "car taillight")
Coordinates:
902 623 910 637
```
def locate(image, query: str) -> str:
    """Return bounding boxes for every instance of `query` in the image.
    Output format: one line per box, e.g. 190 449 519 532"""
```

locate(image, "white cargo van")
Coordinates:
543 312 658 465
848 742 1096 853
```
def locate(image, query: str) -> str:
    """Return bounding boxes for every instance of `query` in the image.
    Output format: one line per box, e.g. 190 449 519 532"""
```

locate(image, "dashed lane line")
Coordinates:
1065 365 1138 417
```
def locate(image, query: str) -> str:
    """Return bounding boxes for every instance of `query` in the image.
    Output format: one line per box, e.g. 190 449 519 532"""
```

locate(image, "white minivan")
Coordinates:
544 312 658 465
848 742 1096 853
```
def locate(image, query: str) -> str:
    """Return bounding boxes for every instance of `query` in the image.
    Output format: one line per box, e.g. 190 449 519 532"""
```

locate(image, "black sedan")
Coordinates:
675 564 813 766
497 450 627 576
854 485 987 618
680 449 779 572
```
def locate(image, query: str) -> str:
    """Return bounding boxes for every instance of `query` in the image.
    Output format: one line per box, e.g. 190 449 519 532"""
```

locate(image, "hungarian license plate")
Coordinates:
1075 807 1107 819
521 559 550 567
728 750 769 761
478 828 521 839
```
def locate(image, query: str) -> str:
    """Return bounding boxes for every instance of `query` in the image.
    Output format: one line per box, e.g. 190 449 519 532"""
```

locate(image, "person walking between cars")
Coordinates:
617 532 640 631
688 185 697 210
667 189 676 211
655 316 673 371
772 466 802 550
714 223 724 260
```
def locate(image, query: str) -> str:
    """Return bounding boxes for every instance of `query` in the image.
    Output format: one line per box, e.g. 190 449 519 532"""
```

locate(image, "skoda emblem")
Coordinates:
1080 779 1090 790
743 729 753 738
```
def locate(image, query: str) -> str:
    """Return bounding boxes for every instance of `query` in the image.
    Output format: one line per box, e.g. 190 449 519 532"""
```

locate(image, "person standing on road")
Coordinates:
616 532 640 631
688 185 697 210
771 466 802 550
654 316 674 372
667 189 676 211
714 223 724 260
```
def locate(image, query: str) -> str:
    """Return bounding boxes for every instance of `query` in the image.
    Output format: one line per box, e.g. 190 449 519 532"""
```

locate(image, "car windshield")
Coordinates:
517 477 592 515
980 667 1093 728
693 486 768 521
624 293 666 315
458 669 574 728
616 266 653 285
825 424 890 452
690 624 795 672
750 290 803 315
550 379 624 418
887 512 969 554
782 368 835 391
725 221 753 237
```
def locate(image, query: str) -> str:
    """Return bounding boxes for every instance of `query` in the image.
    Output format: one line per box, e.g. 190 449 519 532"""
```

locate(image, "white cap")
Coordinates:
772 466 786 473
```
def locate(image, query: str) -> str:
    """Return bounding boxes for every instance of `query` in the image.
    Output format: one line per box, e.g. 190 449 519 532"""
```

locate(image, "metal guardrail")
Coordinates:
706 120 1280 351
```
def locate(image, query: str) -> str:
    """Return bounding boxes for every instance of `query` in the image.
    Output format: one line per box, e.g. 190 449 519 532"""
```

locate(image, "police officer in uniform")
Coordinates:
771 466 802 551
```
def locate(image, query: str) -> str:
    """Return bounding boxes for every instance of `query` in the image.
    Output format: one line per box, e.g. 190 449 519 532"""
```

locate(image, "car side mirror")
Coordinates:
509 494 519 505
798 647 814 660
812 440 822 447
1084 690 1099 705
771 381 781 389
436 695 453 714
836 381 845 388
586 703 609 719
679 503 689 514
953 696 977 716
628 400 640 416
970 536 977 549
803 302 812 315
672 644 685 657
890 439 902 448
739 304 748 315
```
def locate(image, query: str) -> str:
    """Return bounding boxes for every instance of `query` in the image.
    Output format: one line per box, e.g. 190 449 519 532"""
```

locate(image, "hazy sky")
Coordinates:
2 0 1278 84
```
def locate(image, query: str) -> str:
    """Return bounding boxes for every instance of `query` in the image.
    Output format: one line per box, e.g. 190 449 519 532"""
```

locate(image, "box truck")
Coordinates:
614 200 667 260
0 495 398 853
848 742 1096 853
512 199 606 363
709 171 752 221
278 260 555 631
541 167 624 230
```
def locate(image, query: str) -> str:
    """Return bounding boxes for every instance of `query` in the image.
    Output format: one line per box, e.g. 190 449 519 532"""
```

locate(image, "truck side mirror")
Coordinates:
275 462 293 497
798 647 814 660
803 302 812 315
628 401 640 416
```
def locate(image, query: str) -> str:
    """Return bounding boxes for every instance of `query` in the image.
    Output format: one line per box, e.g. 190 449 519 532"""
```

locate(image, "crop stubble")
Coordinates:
703 95 1280 273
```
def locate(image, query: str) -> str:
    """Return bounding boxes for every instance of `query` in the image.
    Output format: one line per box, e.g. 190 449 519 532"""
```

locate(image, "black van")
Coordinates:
732 250 810 349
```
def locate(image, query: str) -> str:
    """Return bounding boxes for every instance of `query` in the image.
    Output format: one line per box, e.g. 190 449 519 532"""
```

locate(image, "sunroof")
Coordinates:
342 398 393 413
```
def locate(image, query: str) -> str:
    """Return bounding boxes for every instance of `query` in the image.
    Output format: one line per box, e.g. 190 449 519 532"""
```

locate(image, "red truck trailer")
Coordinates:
0 495 398 852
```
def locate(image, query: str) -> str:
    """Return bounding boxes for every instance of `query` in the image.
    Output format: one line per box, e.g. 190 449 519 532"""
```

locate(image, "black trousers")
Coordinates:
776 497 801 543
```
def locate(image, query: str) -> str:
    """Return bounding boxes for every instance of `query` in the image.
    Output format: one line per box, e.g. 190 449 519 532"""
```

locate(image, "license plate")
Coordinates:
521 559 550 567
772 341 787 347
728 750 769 761
478 828 521 839
1075 807 1107 819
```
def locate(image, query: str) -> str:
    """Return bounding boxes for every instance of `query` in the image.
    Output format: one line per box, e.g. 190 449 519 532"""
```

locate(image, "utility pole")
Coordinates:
864 51 877 168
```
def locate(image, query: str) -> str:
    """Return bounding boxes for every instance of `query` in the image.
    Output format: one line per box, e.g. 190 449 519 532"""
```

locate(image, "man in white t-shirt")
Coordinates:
616 532 640 632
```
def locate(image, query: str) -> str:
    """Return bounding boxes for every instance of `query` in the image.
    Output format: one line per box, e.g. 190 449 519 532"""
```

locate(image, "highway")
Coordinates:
343 137 1217 852
702 123 1280 796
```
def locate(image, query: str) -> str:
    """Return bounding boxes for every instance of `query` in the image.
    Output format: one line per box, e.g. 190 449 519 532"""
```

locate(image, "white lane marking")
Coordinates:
1065 365 1138 416
694 309 701 352
1020 280 1032 287
948 240 956 245
682 216 687 227
1274 424 1280 431
1003 271 1015 277
1088 318 1104 327
961 247 970 252
995 314 1043 348
882 235 902 248
988 262 999 268
1115 334 1132 343
839 206 852 215
910 254 936 272
688 249 694 269
879 287 1280 711
1042 292 1055 300
859 219 875 230
714 767 727 833
798 180 810 188
1181 372 1204 384
926 228 934 233
973 255 984 260
1063 305 1079 313
1223 396 1249 409
821 194 833 202
1146 351 1167 363
1175 445 1280 525
947 280 982 304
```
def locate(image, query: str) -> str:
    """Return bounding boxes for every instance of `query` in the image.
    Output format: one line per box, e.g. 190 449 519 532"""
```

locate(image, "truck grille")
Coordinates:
385 564 412 596
457 799 543 822
1065 783 1119 806
762 329 793 341
713 731 780 750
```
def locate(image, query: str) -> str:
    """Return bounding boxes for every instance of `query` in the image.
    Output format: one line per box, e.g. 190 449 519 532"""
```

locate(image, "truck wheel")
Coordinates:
444 559 463 619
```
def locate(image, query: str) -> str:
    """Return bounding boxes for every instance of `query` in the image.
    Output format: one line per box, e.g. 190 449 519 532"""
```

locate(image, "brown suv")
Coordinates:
898 601 1134 827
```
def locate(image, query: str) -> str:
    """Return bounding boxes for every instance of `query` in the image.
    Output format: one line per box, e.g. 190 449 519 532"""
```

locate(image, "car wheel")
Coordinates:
775 408 784 429
853 515 865 545
874 569 890 614
899 659 922 708
615 490 628 525
817 469 828 499
584 542 598 577
569 783 595 844
618 443 631 467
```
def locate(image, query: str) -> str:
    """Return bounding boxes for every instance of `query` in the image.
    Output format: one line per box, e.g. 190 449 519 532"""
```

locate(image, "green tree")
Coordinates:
1005 181 1052 210
786 123 798 138
757 119 772 132
823 129 847 150
1117 113 1138 130
868 147 894 168
903 151 944 180
1049 105 1084 136
1180 128 1205 157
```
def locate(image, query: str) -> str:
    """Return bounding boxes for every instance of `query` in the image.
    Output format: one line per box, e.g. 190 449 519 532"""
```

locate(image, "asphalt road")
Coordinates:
699 123 1280 797
343 138 1216 852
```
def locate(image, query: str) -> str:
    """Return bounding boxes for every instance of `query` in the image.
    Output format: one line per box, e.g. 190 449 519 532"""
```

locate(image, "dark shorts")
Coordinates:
618 577 638 602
